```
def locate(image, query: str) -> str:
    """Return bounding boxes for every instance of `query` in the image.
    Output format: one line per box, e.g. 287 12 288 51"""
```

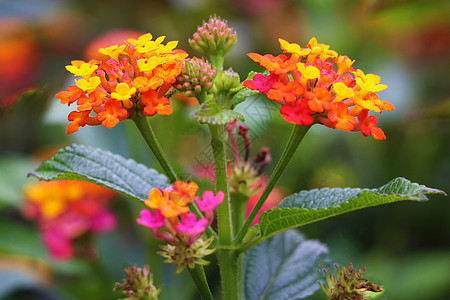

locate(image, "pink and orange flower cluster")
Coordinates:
23 180 116 260
56 33 188 134
137 181 223 246
244 38 394 139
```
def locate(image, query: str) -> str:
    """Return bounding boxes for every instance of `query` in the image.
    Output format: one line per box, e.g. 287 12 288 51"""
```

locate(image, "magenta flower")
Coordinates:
176 213 209 236
244 73 278 94
42 228 73 260
137 209 165 229
280 99 314 126
196 190 224 212
91 209 117 232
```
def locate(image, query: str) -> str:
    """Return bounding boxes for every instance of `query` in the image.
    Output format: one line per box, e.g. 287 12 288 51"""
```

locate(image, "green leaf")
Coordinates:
243 230 328 300
231 71 268 109
28 144 169 202
191 98 244 124
0 156 38 208
258 177 446 239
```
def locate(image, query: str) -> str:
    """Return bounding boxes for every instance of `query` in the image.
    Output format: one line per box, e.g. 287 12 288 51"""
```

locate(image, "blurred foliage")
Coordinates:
0 0 448 299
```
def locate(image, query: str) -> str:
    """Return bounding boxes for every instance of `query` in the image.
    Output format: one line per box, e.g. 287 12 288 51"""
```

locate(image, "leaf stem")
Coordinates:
234 124 311 245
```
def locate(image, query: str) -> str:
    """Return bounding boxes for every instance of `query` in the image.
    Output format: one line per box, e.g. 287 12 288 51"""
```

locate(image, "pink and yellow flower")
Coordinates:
137 180 222 246
244 38 394 139
22 180 116 260
56 33 188 134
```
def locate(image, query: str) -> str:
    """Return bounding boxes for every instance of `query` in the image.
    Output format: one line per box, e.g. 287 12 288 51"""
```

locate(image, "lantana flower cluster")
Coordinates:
244 38 394 139
23 180 116 260
56 33 188 134
136 180 223 273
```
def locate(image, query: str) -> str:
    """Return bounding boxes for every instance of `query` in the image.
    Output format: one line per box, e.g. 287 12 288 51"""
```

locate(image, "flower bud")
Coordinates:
319 262 383 300
159 236 216 274
189 14 237 57
213 68 241 96
174 58 216 96
230 162 260 196
114 264 160 299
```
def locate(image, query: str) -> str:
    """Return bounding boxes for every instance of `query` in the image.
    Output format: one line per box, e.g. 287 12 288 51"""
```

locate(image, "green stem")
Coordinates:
209 123 241 300
209 54 224 71
132 115 178 182
132 115 214 296
131 115 213 234
209 124 233 243
217 250 241 300
231 193 248 236
234 124 311 245
188 265 214 300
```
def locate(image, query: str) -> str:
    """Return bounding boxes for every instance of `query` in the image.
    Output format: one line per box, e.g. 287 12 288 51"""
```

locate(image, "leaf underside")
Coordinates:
28 144 169 202
243 230 328 300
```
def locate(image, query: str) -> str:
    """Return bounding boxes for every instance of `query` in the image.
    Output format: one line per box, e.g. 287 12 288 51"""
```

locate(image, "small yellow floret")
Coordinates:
354 71 387 93
99 45 126 61
127 33 154 47
137 57 164 72
76 77 101 92
135 36 167 54
297 63 320 79
333 82 354 101
278 38 310 57
111 83 136 101
66 61 98 77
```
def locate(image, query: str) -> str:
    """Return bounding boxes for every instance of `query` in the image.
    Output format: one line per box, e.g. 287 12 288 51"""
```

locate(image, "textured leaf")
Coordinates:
191 98 244 124
243 230 328 300
258 177 446 239
29 144 169 202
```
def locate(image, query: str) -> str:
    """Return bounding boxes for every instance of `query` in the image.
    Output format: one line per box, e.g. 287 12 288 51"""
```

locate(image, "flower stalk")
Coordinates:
235 124 311 245
133 116 215 298
132 114 178 183
209 123 241 300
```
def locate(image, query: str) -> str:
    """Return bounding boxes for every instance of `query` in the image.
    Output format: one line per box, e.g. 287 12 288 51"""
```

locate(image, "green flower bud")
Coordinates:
213 68 241 96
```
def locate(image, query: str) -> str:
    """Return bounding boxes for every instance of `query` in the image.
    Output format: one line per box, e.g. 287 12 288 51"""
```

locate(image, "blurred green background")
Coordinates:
0 0 448 299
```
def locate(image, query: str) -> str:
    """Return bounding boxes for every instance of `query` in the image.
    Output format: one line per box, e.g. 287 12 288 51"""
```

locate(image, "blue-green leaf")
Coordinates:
258 177 445 239
28 144 169 202
243 230 328 300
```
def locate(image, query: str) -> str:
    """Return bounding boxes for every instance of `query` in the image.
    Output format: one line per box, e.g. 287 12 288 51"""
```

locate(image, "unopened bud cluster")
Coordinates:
159 235 215 274
174 58 216 96
114 264 160 299
189 14 237 56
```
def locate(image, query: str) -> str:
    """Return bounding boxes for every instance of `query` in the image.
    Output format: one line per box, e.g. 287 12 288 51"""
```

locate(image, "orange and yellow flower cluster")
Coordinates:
244 38 394 139
56 33 188 134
